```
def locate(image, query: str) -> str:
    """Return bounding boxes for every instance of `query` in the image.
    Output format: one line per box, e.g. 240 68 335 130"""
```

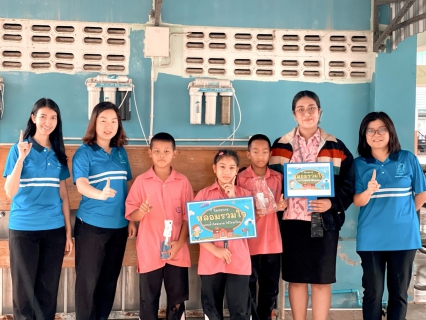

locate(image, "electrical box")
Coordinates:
144 26 170 58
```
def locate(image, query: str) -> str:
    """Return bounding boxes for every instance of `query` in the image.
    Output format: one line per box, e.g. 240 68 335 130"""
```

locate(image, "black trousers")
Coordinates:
74 219 128 320
201 273 251 320
9 227 66 320
357 250 417 320
139 264 189 320
249 253 280 320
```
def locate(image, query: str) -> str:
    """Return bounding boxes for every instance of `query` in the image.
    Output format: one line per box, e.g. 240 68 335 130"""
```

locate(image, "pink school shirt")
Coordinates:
194 181 252 276
125 167 194 273
286 128 321 221
237 166 283 255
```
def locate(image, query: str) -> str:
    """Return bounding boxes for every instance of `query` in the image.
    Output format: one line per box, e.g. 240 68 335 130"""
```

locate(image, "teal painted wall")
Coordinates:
372 36 417 151
0 0 152 23
162 0 371 30
0 0 419 309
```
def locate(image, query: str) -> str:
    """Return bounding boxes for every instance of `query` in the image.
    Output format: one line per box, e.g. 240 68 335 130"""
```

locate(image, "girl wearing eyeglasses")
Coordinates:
354 111 426 320
269 90 355 320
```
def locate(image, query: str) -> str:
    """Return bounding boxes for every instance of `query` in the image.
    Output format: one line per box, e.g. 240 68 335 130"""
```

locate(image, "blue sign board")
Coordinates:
186 197 256 244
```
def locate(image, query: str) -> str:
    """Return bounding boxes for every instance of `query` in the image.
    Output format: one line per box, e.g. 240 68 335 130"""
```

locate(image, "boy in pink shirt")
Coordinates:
237 134 286 320
125 132 194 320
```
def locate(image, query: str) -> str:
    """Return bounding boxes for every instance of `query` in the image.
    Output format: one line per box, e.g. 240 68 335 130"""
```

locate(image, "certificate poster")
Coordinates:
283 162 334 198
186 197 256 244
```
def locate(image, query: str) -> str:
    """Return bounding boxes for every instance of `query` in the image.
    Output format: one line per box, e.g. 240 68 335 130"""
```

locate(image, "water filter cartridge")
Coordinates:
219 91 233 125
103 86 117 105
204 91 218 125
118 87 131 121
87 85 102 120
189 87 203 124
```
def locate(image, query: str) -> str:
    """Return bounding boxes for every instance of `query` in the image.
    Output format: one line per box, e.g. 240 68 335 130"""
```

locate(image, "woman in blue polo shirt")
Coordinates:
354 111 426 320
72 101 136 320
3 98 73 320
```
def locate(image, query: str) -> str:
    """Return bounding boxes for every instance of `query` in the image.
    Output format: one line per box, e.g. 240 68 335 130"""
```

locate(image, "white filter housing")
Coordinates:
204 91 218 125
103 87 117 105
189 87 203 124
87 85 102 120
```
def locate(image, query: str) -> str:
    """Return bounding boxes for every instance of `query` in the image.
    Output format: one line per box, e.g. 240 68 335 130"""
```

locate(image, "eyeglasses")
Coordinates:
366 127 388 136
294 106 318 114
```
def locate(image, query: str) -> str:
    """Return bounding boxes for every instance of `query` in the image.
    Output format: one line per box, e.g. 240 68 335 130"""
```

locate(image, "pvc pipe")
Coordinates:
64 269 68 313
121 267 126 312
96 75 128 83
149 58 155 141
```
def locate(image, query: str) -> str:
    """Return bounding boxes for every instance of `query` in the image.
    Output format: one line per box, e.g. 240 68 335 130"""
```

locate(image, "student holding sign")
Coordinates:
194 150 252 320
3 98 73 320
72 102 136 320
354 112 426 320
269 91 355 320
125 132 193 320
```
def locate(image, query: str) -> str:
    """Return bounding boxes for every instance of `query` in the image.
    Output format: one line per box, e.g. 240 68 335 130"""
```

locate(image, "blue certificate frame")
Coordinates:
283 162 334 198
186 197 257 244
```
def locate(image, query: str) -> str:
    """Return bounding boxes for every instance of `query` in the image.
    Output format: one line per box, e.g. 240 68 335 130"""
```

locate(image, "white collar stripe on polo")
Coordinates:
19 183 60 188
370 192 413 199
89 170 128 179
20 177 60 182
373 186 412 193
89 176 128 185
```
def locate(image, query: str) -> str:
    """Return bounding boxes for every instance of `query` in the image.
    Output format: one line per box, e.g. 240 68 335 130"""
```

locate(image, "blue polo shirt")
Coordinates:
3 136 70 231
72 143 132 229
354 150 425 251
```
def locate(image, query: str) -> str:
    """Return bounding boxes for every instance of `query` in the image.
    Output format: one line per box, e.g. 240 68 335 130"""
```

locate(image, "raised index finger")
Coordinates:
145 194 150 205
370 169 376 181
19 130 23 143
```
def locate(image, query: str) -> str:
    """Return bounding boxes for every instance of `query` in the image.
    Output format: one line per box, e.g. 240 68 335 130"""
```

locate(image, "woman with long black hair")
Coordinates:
3 98 73 319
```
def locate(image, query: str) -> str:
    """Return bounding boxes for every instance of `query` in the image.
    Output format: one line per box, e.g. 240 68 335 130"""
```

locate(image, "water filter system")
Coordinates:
85 75 133 120
187 78 235 125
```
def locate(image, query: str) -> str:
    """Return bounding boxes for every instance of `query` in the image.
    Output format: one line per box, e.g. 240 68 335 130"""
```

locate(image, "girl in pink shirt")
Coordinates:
194 150 252 320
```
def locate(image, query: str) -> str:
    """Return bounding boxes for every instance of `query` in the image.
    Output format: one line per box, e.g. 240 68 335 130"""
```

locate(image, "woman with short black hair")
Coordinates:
73 102 136 320
354 111 426 320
